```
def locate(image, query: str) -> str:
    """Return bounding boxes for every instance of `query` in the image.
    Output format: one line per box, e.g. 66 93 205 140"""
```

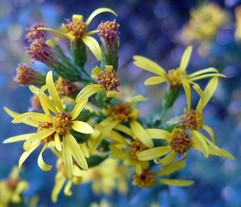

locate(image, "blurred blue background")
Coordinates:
0 0 241 206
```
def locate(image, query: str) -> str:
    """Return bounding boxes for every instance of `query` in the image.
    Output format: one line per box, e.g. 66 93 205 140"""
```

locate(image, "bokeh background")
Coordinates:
0 0 241 206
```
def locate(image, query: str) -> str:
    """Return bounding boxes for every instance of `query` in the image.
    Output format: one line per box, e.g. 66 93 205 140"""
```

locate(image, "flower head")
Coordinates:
4 71 94 178
26 23 47 42
26 39 56 66
55 77 77 97
132 161 194 188
38 8 117 60
133 46 225 92
92 65 120 97
98 20 119 50
14 63 45 86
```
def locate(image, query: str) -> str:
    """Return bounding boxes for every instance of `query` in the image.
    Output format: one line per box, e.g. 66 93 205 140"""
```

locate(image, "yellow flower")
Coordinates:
0 167 28 206
136 127 233 166
133 46 225 93
108 123 154 174
51 157 83 203
182 3 230 43
3 71 94 178
81 159 128 195
180 76 234 158
132 160 194 188
38 8 117 60
91 65 120 97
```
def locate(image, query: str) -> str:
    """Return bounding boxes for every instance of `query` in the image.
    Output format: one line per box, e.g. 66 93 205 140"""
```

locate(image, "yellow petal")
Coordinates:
3 133 34 144
189 73 225 82
70 99 88 120
64 180 73 196
4 107 20 118
38 27 72 40
72 121 94 134
86 29 99 36
92 66 101 77
133 55 166 76
109 145 128 160
179 46 192 71
37 143 52 171
85 8 117 25
181 78 192 110
51 177 65 203
144 76 167 85
156 160 186 176
68 133 88 170
12 112 52 124
130 121 154 148
63 136 73 178
76 84 102 101
24 129 55 151
46 71 64 112
79 143 90 158
159 178 194 186
82 35 102 60
109 130 128 145
137 146 171 161
19 142 39 168
191 130 209 158
202 125 215 143
196 76 218 113
146 128 172 141
114 124 133 137
130 95 146 105
157 151 176 166
54 133 62 151
188 67 220 78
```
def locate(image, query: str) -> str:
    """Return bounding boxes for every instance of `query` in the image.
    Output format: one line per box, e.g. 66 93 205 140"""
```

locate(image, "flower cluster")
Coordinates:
3 7 234 204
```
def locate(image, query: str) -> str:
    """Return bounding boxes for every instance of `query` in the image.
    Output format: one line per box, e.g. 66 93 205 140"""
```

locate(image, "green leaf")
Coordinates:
86 155 108 168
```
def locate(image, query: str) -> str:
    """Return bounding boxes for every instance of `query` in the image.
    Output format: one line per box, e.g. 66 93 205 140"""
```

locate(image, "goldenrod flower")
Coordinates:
133 46 224 92
132 160 194 188
81 159 128 195
4 71 94 178
136 127 233 166
180 76 234 158
182 3 230 43
51 157 82 203
0 167 28 206
38 8 117 60
90 65 120 97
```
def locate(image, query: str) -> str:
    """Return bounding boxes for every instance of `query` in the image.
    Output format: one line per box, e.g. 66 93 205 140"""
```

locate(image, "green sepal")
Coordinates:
86 155 108 168
71 40 87 69
162 88 181 109
100 45 118 71
95 89 107 106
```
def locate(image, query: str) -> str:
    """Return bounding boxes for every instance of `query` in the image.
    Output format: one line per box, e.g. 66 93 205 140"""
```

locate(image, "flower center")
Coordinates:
26 23 47 42
167 68 187 88
38 122 54 142
98 20 119 47
55 77 77 96
26 39 54 65
111 103 138 122
170 128 191 156
53 113 72 136
97 69 120 91
129 139 148 160
132 169 155 188
14 64 43 86
64 18 87 41
181 109 204 129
